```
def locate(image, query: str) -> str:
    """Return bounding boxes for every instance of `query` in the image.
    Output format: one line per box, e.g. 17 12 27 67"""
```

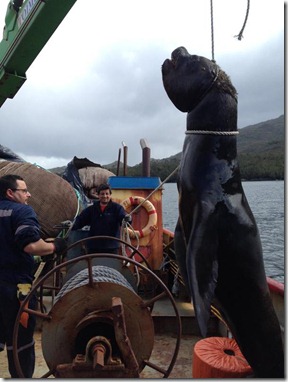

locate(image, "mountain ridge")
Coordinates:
51 114 284 181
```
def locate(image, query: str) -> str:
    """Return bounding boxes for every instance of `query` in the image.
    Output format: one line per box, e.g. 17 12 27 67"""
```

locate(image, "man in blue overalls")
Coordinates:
0 174 67 377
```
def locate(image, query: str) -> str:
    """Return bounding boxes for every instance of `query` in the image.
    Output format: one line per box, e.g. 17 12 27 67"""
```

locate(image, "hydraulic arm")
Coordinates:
0 0 77 107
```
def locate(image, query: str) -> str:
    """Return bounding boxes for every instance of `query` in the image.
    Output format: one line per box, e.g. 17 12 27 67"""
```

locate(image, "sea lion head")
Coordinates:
162 46 237 112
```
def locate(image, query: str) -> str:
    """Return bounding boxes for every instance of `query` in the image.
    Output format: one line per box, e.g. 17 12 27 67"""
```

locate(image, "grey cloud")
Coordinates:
0 33 284 167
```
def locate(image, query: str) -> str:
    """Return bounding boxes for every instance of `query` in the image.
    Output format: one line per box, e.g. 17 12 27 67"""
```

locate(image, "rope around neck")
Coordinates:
185 130 239 135
188 66 219 113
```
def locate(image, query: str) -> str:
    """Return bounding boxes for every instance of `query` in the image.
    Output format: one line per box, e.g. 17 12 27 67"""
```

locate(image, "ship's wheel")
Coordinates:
13 237 182 378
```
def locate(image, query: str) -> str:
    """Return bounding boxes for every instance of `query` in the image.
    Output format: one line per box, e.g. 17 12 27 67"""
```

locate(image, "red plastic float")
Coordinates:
193 337 253 378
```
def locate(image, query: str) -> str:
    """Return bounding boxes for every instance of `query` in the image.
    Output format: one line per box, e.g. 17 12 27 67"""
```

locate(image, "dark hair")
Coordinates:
97 183 111 194
0 174 24 198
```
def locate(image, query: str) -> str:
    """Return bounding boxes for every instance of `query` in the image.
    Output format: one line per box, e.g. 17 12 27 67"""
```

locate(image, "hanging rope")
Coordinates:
210 0 251 62
127 165 179 217
210 0 215 62
234 0 250 40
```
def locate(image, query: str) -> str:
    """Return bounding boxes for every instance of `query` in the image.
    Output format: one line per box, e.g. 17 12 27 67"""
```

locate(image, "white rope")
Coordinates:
120 221 141 286
185 130 239 135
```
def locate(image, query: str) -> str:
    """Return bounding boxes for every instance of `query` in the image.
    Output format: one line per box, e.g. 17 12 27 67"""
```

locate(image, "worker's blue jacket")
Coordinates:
72 200 127 252
0 198 41 284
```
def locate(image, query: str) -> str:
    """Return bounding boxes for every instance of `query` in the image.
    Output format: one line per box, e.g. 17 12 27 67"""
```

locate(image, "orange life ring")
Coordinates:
121 196 157 239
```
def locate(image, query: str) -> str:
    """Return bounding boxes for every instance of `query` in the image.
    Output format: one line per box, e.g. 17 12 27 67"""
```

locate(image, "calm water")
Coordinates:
162 181 284 283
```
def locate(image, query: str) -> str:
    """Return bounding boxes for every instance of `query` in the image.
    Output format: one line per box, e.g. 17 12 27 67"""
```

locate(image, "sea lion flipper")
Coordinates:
186 224 218 337
174 218 189 287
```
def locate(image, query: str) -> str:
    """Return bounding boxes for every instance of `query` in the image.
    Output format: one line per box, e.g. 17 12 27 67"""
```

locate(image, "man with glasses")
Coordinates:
0 174 67 377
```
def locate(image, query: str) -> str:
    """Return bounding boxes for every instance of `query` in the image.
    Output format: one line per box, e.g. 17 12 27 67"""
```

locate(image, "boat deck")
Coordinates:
0 330 202 378
152 296 220 336
0 297 212 378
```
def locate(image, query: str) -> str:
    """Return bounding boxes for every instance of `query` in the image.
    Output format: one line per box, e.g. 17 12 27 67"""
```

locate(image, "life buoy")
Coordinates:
121 196 157 239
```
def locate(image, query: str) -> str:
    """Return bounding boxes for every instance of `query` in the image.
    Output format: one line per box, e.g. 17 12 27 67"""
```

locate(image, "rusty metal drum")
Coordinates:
41 265 154 374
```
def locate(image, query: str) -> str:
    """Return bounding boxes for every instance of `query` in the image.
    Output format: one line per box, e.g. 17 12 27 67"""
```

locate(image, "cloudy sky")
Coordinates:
0 0 285 169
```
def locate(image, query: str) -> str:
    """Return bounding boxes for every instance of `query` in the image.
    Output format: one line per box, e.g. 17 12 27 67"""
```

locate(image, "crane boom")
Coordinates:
0 0 77 107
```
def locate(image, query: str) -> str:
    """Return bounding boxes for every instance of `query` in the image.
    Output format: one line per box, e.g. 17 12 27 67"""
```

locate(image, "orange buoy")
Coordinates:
193 337 253 378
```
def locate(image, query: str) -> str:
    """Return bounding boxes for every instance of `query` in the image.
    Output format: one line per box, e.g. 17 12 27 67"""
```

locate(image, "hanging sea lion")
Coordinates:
161 46 284 378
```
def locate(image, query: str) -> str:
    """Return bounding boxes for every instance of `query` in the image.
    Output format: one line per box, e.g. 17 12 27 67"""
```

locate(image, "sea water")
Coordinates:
162 181 284 283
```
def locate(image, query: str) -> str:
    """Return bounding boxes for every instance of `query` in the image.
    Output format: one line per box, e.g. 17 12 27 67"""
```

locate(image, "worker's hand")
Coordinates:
124 214 132 224
42 237 67 264
53 237 68 256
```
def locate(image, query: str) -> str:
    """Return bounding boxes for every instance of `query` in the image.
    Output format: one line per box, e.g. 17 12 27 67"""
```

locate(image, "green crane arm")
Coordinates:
0 0 77 107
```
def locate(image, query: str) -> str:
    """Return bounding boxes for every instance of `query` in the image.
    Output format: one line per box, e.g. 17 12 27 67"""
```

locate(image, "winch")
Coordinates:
13 237 181 378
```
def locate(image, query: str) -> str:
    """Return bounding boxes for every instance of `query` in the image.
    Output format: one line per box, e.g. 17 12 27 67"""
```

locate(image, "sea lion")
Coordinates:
161 47 284 378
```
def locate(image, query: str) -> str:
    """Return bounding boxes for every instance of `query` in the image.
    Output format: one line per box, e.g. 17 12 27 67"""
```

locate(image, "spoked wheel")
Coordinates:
13 237 182 378
66 235 152 267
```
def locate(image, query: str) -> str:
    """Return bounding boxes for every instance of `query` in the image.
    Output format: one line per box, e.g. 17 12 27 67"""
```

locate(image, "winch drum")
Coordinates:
41 278 154 372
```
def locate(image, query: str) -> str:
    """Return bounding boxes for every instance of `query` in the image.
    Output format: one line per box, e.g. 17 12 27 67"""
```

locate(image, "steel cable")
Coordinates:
55 265 135 302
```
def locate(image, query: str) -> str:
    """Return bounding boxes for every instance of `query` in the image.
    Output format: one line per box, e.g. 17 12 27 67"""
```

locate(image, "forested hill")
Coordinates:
236 114 284 180
237 114 284 155
51 115 284 181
